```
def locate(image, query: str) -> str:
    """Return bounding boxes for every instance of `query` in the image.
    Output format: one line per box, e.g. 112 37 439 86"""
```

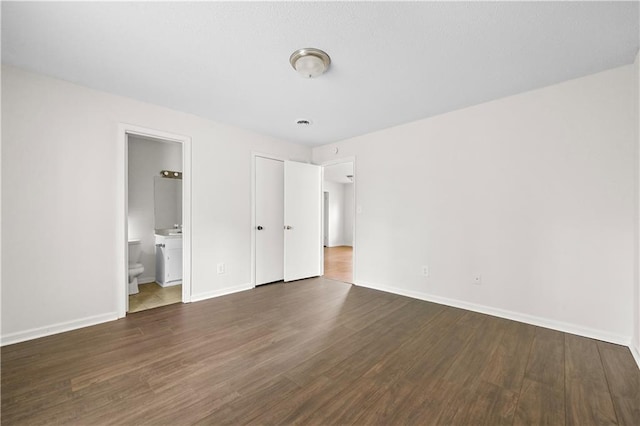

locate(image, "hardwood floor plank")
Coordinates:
338 293 408 332
513 327 566 425
440 313 507 386
565 334 618 425
321 298 445 384
283 294 412 386
404 309 478 387
597 341 640 425
523 327 565 388
480 320 536 392
350 378 422 424
248 375 341 425
439 380 519 426
427 314 518 425
304 377 389 424
514 378 565 426
191 376 301 425
360 304 454 384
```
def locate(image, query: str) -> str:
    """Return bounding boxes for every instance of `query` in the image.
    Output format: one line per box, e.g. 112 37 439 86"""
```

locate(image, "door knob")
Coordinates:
285 225 293 230
257 225 263 230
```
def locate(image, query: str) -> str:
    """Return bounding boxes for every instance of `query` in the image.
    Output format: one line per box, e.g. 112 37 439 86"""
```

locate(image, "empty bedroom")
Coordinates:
1 1 639 425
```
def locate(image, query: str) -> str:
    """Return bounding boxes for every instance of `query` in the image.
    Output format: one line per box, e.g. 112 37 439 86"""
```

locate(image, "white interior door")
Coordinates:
284 161 322 281
255 157 284 285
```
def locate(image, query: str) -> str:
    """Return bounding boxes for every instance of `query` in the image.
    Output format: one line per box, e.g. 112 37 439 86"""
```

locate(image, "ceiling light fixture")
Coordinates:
290 48 331 78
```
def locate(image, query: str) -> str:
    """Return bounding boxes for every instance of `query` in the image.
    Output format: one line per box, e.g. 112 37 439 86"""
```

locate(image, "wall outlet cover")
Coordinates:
422 265 429 277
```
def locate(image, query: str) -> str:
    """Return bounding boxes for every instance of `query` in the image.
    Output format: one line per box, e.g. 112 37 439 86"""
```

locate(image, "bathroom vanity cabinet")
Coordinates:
155 234 183 287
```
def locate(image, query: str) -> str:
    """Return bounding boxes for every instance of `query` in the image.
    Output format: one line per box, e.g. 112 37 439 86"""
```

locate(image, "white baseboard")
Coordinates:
327 242 353 248
191 283 254 303
1 312 118 347
355 280 631 347
138 276 156 285
158 280 181 288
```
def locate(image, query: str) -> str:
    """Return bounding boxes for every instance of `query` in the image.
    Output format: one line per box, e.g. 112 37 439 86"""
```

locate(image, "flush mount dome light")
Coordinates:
290 48 331 78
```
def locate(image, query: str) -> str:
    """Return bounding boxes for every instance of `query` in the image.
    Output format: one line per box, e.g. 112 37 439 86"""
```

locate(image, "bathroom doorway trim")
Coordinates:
117 123 192 318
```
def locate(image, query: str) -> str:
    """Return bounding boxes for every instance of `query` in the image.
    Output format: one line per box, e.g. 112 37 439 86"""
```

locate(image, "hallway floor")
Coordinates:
324 245 353 283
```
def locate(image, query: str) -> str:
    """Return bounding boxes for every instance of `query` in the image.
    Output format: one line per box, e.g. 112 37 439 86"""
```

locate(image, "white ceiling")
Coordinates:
2 2 638 147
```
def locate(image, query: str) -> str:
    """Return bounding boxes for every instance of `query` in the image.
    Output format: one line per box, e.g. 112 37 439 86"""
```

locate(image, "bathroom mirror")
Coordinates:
154 176 182 230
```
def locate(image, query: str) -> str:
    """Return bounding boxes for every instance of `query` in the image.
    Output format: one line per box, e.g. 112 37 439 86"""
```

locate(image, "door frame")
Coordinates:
323 191 329 247
117 123 192 318
251 152 288 287
318 156 357 284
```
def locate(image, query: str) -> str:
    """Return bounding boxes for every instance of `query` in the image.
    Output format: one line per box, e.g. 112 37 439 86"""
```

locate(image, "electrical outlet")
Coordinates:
422 265 429 277
217 263 225 274
473 275 482 285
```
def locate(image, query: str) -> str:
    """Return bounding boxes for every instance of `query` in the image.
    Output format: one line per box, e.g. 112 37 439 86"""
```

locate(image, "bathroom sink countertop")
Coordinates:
155 229 183 238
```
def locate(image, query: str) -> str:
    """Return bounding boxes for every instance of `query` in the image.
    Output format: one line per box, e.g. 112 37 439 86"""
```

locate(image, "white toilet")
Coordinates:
128 239 144 295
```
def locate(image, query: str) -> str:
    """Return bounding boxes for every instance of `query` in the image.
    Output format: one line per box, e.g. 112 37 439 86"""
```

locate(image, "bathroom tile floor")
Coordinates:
128 282 182 313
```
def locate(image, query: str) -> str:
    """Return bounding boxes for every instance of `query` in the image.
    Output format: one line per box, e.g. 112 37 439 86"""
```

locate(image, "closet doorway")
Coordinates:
252 154 322 286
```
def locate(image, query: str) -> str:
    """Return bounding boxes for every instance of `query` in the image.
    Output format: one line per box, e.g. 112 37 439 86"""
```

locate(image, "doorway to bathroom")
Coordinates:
119 125 192 317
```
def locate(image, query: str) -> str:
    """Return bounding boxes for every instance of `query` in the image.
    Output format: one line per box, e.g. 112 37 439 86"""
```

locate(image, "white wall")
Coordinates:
1 65 310 343
634 51 640 363
128 136 182 283
314 65 636 344
323 181 345 247
343 184 354 246
323 180 355 247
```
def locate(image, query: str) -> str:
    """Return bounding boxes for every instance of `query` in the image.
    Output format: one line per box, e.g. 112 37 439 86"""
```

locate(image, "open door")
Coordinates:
284 161 322 281
255 156 285 285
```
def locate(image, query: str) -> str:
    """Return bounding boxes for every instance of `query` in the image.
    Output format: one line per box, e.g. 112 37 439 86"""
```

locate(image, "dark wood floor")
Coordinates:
324 245 353 284
2 278 639 425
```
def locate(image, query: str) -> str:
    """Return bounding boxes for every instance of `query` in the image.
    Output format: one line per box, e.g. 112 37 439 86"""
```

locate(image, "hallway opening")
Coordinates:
322 161 354 284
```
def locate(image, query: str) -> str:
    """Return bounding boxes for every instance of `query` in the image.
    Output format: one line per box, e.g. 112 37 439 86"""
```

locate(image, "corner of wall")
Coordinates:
632 345 640 370
356 280 632 347
635 49 640 368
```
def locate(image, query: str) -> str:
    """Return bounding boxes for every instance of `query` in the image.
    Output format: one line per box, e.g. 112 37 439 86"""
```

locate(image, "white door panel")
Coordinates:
255 157 284 285
284 161 322 281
